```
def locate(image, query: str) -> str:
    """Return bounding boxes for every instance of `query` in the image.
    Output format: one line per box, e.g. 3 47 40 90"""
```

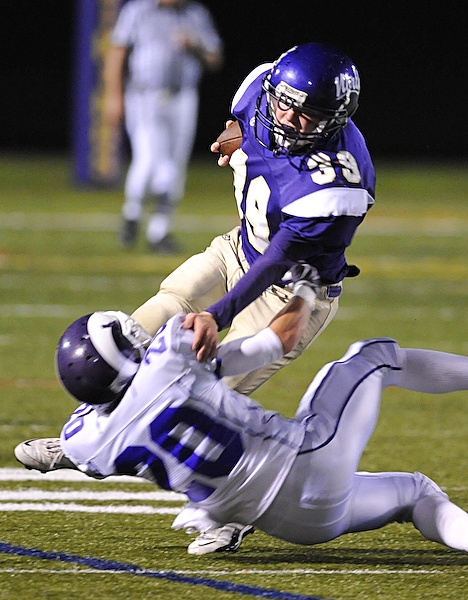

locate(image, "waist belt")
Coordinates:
325 284 342 299
271 282 342 301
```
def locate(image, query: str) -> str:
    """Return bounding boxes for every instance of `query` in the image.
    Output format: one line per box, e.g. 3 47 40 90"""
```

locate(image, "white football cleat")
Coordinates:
187 523 255 555
14 438 77 473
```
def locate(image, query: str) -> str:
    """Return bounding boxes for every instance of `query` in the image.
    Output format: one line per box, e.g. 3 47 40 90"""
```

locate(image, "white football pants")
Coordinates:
122 87 199 223
255 339 468 551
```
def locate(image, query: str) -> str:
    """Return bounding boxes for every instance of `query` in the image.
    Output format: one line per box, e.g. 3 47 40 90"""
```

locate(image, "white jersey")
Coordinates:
112 0 222 91
61 314 304 525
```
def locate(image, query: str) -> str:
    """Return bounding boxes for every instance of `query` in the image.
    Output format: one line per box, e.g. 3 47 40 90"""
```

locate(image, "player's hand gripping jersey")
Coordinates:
207 62 375 330
60 315 304 525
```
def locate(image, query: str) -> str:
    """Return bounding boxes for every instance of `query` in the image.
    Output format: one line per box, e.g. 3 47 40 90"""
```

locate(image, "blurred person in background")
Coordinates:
104 0 223 253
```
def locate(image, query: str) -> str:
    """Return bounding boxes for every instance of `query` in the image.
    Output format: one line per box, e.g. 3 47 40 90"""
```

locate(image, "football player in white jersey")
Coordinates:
104 0 223 252
16 274 468 556
16 42 376 552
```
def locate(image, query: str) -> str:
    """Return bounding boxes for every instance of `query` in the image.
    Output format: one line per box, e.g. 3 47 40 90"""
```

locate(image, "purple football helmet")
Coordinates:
55 311 151 404
255 42 360 155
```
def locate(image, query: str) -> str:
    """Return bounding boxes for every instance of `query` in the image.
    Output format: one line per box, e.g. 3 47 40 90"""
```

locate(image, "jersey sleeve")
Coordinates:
191 4 223 54
215 327 283 377
111 1 138 47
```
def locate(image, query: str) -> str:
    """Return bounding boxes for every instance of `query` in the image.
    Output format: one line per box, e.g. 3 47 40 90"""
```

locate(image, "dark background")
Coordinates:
1 1 466 160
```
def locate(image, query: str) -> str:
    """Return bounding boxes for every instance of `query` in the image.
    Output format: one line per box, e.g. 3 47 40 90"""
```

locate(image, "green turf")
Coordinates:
0 154 467 599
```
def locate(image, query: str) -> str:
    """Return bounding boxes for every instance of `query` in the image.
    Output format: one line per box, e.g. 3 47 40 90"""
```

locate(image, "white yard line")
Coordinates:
0 469 185 514
0 468 148 483
0 489 185 501
0 213 237 233
0 502 180 514
0 567 449 576
1 212 467 235
0 470 465 518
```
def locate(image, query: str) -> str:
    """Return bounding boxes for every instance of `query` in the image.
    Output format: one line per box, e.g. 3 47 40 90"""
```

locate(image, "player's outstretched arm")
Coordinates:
268 295 312 354
182 290 311 364
268 263 320 352
212 295 312 378
102 45 127 126
183 265 320 375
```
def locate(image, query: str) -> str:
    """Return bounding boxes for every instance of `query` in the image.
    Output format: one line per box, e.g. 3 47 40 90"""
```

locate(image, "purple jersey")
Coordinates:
207 64 375 330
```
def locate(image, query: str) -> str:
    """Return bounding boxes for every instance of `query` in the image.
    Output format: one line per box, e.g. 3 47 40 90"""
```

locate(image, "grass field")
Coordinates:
0 154 467 599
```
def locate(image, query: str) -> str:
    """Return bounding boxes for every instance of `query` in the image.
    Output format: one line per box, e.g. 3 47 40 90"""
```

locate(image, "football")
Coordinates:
215 120 242 157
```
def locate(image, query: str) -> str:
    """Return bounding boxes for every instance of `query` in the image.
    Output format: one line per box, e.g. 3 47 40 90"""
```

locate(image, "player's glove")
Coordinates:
289 262 321 311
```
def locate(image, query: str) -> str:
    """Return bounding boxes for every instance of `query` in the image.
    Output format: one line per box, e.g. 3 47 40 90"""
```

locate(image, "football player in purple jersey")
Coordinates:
14 43 376 554
132 42 375 393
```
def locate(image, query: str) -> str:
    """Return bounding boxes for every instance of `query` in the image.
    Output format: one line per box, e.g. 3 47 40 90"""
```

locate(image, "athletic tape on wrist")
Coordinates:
293 282 317 311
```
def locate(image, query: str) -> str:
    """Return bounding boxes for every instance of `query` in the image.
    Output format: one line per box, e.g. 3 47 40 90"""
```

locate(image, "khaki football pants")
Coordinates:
132 226 339 395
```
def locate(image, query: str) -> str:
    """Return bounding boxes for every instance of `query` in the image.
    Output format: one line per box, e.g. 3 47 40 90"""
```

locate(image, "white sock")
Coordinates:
146 213 170 243
122 198 143 221
392 348 468 393
413 494 468 551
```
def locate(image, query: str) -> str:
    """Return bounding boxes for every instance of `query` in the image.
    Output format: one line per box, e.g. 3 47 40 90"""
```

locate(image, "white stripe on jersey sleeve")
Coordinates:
231 63 273 113
282 187 374 218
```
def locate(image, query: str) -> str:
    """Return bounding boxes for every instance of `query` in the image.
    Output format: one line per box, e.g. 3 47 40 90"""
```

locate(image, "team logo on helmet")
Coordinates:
335 65 360 105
